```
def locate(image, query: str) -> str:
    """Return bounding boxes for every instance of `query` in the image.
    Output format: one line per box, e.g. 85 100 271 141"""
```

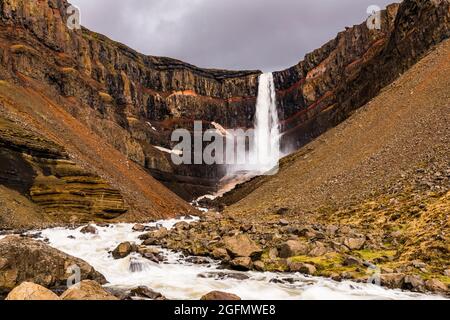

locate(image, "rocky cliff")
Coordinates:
0 0 449 205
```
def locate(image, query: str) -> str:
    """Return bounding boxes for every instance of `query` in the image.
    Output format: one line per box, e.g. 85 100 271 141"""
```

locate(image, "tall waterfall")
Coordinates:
250 72 281 173
226 72 281 176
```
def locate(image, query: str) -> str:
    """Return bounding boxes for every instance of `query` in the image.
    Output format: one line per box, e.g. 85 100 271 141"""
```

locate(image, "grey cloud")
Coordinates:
70 0 396 71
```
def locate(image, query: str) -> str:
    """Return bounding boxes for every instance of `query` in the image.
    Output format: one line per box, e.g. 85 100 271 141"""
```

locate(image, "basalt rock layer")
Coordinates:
0 0 449 205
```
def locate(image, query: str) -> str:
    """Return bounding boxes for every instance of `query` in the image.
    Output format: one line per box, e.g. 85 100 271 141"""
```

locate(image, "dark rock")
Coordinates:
230 257 253 271
130 286 166 300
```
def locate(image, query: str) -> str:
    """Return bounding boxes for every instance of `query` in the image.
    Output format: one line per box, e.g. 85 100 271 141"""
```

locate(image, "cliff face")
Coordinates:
0 0 448 204
274 0 450 150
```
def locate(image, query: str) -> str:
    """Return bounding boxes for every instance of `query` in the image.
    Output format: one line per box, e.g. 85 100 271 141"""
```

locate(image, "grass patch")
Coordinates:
355 249 397 262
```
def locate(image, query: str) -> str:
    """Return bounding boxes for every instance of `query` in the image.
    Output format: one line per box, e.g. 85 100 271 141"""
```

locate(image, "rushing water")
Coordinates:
27 218 443 301
227 72 281 176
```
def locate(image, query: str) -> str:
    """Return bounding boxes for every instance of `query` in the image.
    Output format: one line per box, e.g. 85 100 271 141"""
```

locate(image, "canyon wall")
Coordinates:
0 0 449 203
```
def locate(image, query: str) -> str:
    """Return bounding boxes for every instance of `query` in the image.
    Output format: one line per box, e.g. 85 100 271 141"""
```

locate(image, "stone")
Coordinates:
130 286 166 300
198 272 250 281
201 291 241 301
279 219 289 226
253 261 265 271
444 269 450 277
211 248 229 260
424 279 448 293
0 236 106 296
343 237 366 250
80 225 98 234
380 273 406 288
60 280 118 300
268 248 279 259
402 275 425 292
5 282 60 300
308 242 328 257
278 240 309 258
132 224 146 232
287 262 317 275
343 256 363 267
276 208 290 215
230 257 253 271
112 242 135 259
186 257 210 264
223 234 262 259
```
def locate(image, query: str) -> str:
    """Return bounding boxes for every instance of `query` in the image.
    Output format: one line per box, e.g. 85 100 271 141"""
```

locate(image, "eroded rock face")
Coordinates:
0 116 126 227
274 0 450 152
0 236 106 296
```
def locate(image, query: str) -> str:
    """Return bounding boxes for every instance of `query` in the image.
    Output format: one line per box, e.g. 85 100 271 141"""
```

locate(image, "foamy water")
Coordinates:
23 218 445 300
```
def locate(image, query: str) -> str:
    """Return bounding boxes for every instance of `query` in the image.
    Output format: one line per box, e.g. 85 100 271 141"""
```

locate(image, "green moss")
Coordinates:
355 249 397 262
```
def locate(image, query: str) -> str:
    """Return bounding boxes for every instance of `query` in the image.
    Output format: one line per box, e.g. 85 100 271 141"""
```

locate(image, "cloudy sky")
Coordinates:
70 0 396 72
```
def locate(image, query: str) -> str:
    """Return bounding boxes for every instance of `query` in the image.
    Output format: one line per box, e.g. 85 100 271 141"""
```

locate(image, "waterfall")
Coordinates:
225 72 281 176
250 72 281 173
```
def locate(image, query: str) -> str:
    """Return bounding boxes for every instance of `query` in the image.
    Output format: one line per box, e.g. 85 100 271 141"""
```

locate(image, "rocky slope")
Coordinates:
195 38 449 293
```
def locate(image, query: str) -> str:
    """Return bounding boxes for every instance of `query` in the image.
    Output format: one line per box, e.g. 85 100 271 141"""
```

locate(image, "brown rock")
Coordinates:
132 224 146 232
288 261 317 275
0 236 106 296
5 282 60 300
80 225 98 234
201 291 241 301
380 273 406 288
308 242 328 257
130 286 166 300
230 257 253 271
424 279 448 293
278 240 309 258
224 234 262 259
402 275 425 292
61 280 118 300
253 261 265 271
343 256 363 267
211 248 229 260
112 242 135 259
343 237 366 250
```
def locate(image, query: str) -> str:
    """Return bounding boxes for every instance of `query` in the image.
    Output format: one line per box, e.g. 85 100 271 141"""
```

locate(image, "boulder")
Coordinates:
60 280 118 300
380 273 406 288
223 234 262 259
132 224 146 232
230 257 252 271
278 240 309 258
288 262 317 275
402 275 425 292
343 256 363 267
424 279 448 293
130 286 166 300
5 282 60 300
211 248 229 260
308 242 328 257
201 291 241 301
112 242 136 259
0 236 106 296
253 261 265 271
80 225 98 234
343 237 366 250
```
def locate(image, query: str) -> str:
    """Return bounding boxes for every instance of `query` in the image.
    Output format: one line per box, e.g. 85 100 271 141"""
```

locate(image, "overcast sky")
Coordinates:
70 0 396 72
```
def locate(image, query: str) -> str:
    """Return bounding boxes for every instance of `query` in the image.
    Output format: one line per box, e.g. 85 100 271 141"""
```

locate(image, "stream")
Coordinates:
17 217 444 300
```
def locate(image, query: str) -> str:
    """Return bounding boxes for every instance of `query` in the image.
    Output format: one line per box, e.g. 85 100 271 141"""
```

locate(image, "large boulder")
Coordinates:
60 280 118 300
278 240 309 258
0 236 106 296
223 234 262 259
5 282 60 300
201 291 241 301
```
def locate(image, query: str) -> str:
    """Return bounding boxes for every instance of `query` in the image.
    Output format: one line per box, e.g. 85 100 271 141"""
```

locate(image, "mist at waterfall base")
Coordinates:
227 72 282 176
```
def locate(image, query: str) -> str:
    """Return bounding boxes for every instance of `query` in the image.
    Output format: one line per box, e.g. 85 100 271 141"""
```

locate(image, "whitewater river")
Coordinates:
3 217 437 300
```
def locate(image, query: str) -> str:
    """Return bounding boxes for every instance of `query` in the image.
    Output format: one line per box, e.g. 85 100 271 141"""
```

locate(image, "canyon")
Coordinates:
0 0 449 300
